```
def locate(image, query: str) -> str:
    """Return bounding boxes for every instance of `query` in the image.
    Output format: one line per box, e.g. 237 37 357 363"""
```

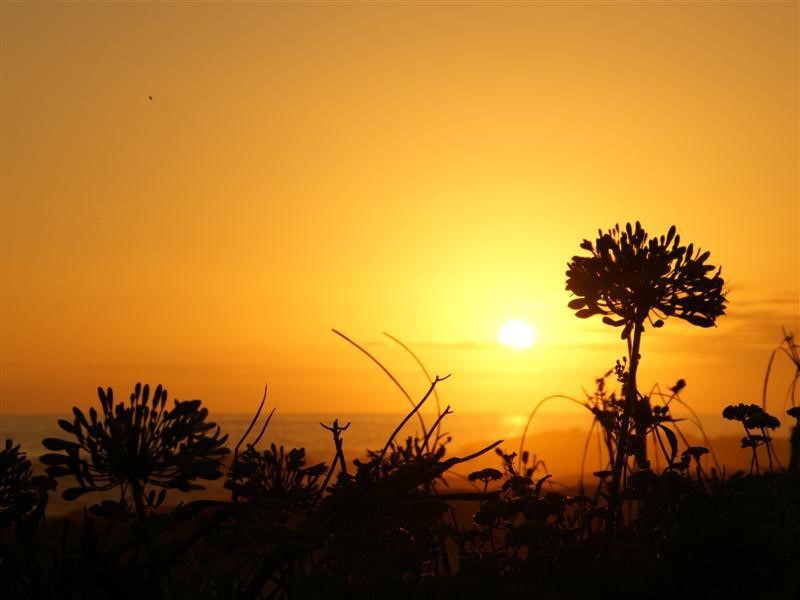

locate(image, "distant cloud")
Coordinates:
360 339 497 351
731 294 799 308
407 341 498 350
364 339 622 352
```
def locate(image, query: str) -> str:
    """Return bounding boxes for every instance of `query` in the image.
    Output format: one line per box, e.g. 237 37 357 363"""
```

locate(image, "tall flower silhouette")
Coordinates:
566 222 726 340
565 222 726 533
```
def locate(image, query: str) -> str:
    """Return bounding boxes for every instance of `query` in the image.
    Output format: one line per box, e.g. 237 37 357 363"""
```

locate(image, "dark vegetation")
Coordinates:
2 223 799 599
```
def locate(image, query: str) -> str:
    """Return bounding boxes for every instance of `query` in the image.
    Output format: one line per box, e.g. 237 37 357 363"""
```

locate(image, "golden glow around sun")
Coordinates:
498 320 536 350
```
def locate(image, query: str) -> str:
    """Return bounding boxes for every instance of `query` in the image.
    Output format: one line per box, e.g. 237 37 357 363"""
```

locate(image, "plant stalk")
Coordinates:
607 323 644 538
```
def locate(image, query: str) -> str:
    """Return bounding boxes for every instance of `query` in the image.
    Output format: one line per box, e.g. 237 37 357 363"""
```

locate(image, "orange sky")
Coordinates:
1 2 798 424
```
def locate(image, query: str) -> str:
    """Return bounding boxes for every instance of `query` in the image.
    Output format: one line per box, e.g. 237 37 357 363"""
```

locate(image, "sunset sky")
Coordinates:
2 2 798 424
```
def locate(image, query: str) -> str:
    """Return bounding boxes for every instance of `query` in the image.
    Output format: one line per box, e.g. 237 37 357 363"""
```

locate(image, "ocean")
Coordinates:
3 412 533 464
2 410 745 515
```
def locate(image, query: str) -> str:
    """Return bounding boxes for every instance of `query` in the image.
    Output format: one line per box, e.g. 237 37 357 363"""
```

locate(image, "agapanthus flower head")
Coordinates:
40 383 229 503
566 222 727 339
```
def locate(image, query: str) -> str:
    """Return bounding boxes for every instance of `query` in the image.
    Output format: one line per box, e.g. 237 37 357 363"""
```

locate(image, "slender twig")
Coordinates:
763 348 779 410
332 328 427 436
579 417 600 489
383 331 443 442
662 393 721 472
234 384 268 461
443 440 504 466
652 427 672 467
518 394 586 471
249 407 276 450
377 375 450 465
318 420 350 497
422 405 453 453
231 385 269 504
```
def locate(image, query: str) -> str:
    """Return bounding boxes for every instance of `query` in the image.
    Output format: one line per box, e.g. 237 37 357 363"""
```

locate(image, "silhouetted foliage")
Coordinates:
763 329 800 472
1 439 54 528
226 444 326 506
1 360 799 599
763 328 800 410
0 440 55 598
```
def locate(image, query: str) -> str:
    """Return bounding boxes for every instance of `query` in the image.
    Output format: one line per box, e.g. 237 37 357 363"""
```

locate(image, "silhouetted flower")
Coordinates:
468 468 503 483
40 383 229 510
741 435 771 449
566 222 726 339
651 404 673 424
722 403 764 423
682 446 709 462
744 412 781 431
670 379 687 394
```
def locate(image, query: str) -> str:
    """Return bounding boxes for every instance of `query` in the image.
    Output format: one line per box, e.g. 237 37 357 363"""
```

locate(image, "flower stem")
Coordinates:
606 323 644 538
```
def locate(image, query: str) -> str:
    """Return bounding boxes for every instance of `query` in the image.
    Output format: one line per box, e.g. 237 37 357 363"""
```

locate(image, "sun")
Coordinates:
498 320 536 350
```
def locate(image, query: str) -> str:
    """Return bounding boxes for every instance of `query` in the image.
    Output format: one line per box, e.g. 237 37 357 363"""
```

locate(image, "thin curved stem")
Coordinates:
382 332 443 446
518 394 586 472
332 328 427 436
